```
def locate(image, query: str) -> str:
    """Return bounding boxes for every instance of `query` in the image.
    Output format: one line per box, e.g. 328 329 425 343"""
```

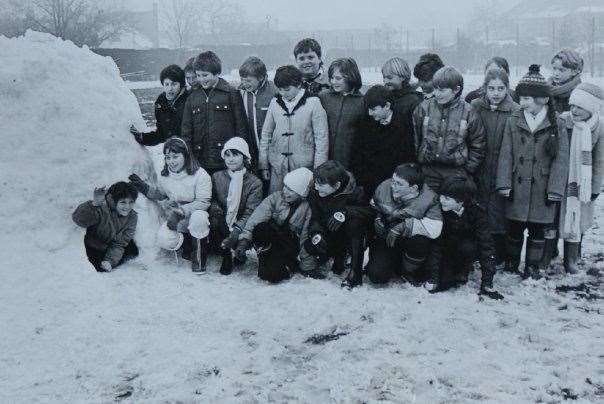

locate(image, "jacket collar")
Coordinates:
276 89 312 115
473 93 514 112
513 108 553 133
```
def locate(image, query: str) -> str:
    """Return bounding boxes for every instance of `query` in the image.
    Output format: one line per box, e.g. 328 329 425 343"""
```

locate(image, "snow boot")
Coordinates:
524 238 545 280
219 250 233 275
191 237 208 273
401 253 426 286
504 235 524 274
539 237 558 271
492 233 507 269
332 254 346 275
479 269 504 300
341 238 364 289
181 233 193 261
563 241 580 275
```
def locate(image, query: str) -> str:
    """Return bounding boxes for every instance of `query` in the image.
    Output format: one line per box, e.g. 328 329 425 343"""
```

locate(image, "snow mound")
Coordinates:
0 31 159 257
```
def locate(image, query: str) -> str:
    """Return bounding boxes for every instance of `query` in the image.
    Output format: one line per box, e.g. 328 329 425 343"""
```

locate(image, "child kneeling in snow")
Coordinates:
233 167 318 283
208 137 263 275
129 137 211 273
430 176 503 299
72 182 139 272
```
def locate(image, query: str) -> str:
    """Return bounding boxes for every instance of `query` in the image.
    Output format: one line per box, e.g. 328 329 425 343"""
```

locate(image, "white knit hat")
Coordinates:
283 167 313 197
221 137 251 160
569 82 604 115
156 223 184 251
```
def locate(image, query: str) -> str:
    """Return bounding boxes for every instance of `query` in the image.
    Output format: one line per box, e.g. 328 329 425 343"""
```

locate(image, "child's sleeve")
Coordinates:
182 170 212 214
496 119 513 193
311 99 329 168
230 89 252 143
104 214 138 267
547 120 569 199
234 177 263 231
412 103 425 154
592 128 604 194
465 108 487 173
180 96 193 147
72 201 101 228
258 100 276 171
239 194 275 241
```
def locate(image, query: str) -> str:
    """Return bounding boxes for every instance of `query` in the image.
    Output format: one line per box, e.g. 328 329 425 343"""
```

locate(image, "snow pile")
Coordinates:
0 31 159 257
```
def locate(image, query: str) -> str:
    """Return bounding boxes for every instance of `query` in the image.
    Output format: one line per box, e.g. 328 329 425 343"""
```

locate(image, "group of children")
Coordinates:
73 39 604 300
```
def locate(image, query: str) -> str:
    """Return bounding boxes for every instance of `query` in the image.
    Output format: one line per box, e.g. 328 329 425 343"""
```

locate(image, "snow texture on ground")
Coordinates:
1 31 603 403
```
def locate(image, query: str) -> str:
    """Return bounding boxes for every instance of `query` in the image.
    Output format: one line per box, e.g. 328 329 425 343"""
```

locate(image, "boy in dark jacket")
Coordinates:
294 38 330 96
350 85 417 199
305 161 374 288
367 163 443 285
181 51 250 174
130 64 189 146
72 182 139 272
430 176 503 299
413 66 486 192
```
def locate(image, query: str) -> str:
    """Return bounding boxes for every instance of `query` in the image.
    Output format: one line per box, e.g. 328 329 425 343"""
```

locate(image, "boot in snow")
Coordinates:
505 235 524 274
479 269 503 300
331 255 346 275
563 241 580 275
191 237 208 273
540 237 558 271
219 250 233 275
524 238 545 280
401 253 426 286
341 238 364 289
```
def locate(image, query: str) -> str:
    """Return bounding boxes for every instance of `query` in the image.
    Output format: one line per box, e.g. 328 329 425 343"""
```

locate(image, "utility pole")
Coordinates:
591 16 596 77
152 0 159 48
515 24 520 77
431 28 435 50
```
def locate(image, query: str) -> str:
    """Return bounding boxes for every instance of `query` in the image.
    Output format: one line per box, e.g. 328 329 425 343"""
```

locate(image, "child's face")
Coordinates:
195 70 219 89
383 71 404 91
551 58 578 84
296 51 321 77
330 68 349 93
440 195 463 212
165 151 186 173
390 174 418 202
162 78 182 101
240 75 262 92
224 149 245 171
282 185 303 204
314 180 340 198
368 103 391 122
185 71 197 89
570 104 592 122
115 197 135 217
434 86 459 105
278 85 301 101
486 78 507 105
519 96 547 115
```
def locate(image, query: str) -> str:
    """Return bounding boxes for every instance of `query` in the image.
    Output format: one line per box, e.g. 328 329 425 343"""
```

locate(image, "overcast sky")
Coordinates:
123 0 521 31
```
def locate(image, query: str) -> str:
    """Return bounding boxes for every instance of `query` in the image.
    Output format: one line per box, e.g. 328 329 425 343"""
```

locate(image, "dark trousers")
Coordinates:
437 238 477 286
85 241 138 272
507 221 546 240
422 165 468 193
252 221 300 283
209 212 230 253
366 235 431 284
317 215 370 261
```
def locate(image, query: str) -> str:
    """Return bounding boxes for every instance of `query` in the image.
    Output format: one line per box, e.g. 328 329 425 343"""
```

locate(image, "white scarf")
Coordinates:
225 168 246 230
563 113 598 238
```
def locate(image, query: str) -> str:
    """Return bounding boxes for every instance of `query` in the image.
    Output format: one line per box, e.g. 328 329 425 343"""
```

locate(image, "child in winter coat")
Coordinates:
129 137 212 273
496 65 569 280
431 176 503 299
259 65 329 194
130 65 189 146
239 56 278 167
413 66 486 192
181 51 250 174
367 163 443 285
413 53 445 100
471 67 521 267
558 83 604 273
465 57 517 104
382 57 423 113
319 58 365 168
305 161 374 288
294 38 330 96
209 137 263 275
234 167 318 283
72 182 139 272
550 49 584 114
350 85 417 199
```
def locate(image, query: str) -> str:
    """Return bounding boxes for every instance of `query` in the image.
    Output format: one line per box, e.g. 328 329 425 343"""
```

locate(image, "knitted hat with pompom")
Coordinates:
516 64 552 98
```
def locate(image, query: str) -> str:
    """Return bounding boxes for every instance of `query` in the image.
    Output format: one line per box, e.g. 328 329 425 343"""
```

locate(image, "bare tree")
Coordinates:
0 0 132 47
163 0 201 48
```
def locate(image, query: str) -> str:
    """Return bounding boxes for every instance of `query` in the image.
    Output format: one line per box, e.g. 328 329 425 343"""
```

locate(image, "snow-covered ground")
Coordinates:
2 32 603 403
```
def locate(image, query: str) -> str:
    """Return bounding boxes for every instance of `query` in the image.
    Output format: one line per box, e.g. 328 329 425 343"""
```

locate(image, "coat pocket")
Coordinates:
214 104 232 120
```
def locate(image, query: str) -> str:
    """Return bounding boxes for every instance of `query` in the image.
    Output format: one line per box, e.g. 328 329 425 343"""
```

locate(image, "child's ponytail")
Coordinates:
544 99 559 158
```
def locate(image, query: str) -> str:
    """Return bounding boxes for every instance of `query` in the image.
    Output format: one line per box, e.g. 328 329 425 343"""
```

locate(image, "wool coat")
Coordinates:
239 79 278 159
138 90 189 146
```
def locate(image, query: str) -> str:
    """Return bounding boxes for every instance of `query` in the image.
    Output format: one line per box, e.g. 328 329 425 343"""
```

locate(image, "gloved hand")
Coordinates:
374 216 387 238
100 261 113 272
128 173 150 196
327 210 346 232
386 219 413 248
498 188 512 199
304 232 328 257
591 193 600 202
130 125 144 144
221 227 242 251
234 239 251 264
166 209 184 231
92 186 107 207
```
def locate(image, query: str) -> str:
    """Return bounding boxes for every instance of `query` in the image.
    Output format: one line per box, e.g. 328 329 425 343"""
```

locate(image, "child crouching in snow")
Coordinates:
72 182 139 272
208 137 263 275
558 83 604 274
129 137 212 273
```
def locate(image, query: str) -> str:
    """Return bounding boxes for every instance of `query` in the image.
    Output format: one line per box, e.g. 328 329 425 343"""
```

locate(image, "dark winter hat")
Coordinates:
160 64 186 88
439 176 477 204
413 53 445 82
515 64 552 98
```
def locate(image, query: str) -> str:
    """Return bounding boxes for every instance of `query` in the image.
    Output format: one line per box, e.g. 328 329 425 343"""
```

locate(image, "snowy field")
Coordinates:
1 32 603 403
